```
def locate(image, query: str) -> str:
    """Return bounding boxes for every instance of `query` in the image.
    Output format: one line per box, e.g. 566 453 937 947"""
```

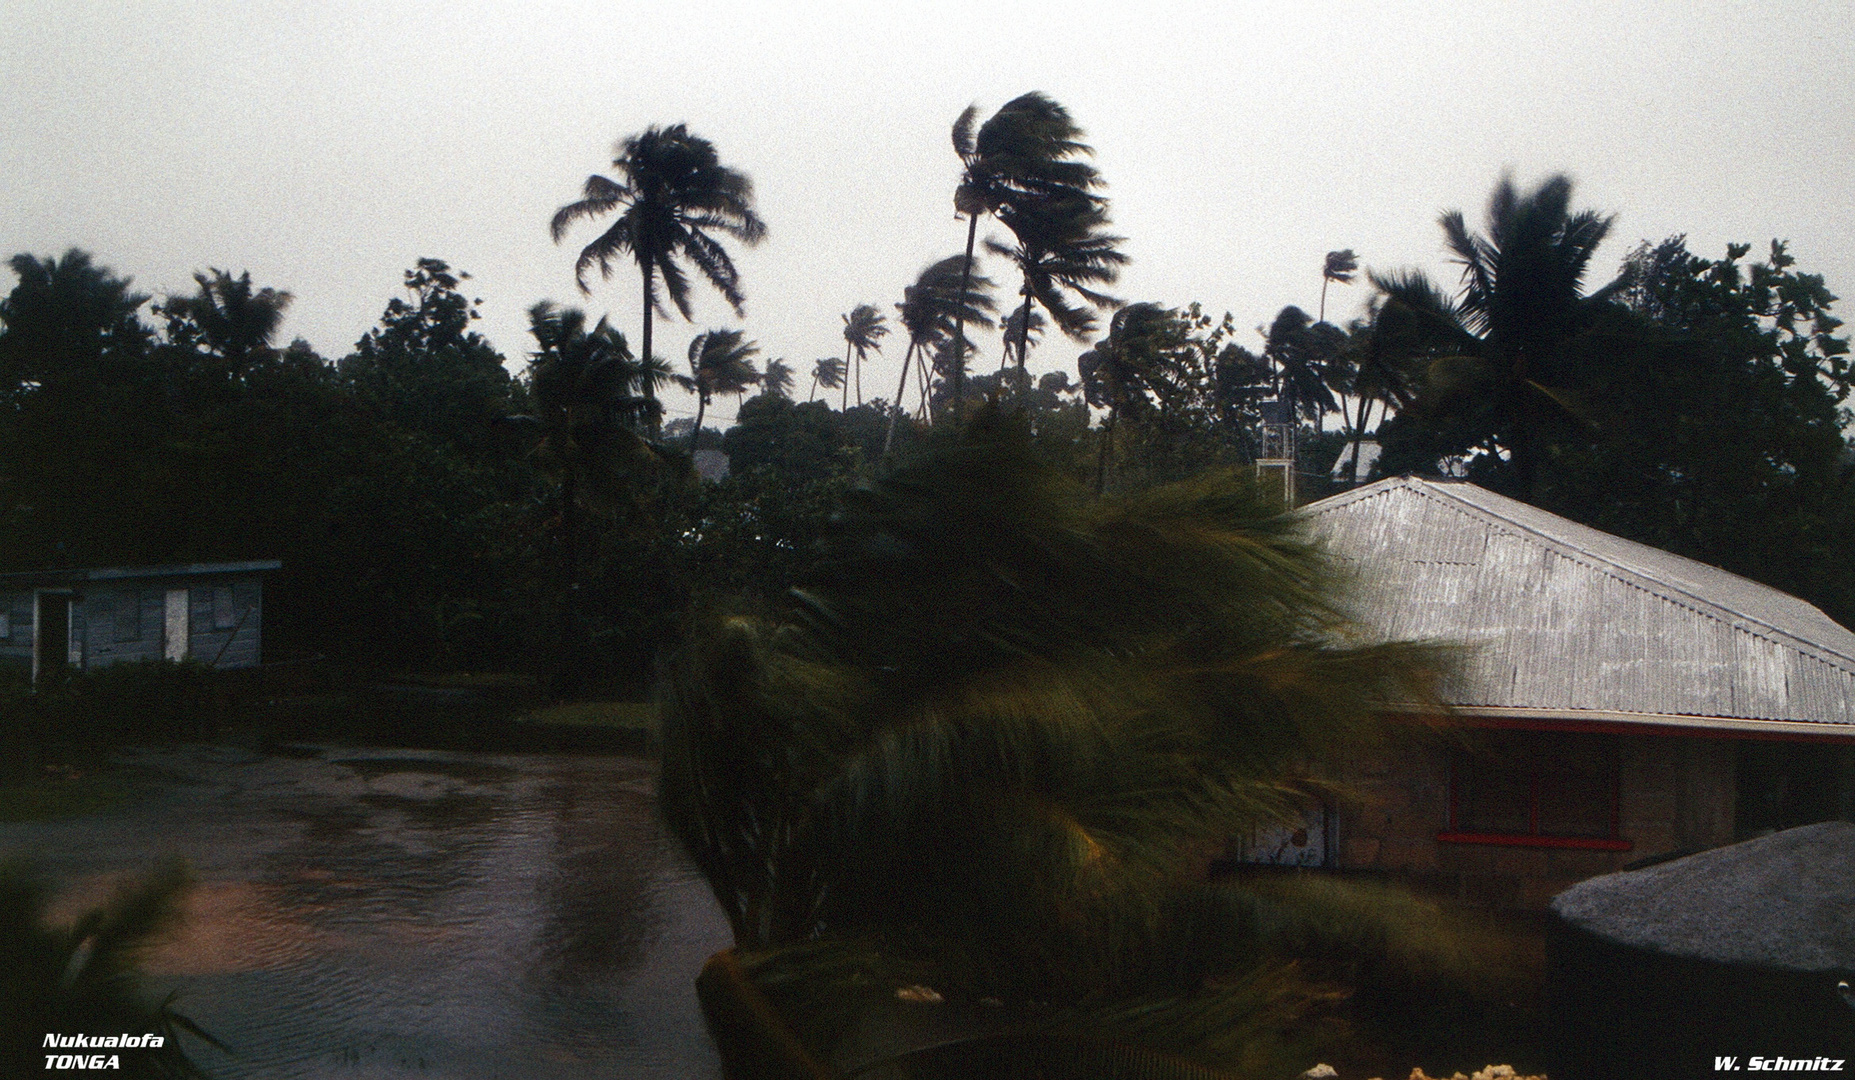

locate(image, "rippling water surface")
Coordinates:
0 745 733 1079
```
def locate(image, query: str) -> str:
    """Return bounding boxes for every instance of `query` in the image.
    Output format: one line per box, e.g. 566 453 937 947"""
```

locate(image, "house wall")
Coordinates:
0 577 265 675
1332 729 1737 909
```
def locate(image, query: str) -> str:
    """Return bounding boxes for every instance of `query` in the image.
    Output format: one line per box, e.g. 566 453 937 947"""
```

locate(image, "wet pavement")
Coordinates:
0 745 733 1079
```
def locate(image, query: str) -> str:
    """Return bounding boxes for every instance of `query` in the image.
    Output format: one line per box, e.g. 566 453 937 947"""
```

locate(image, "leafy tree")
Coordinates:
551 124 767 379
1372 174 1618 498
523 302 685 693
1540 237 1855 623
339 258 518 461
840 304 888 408
663 416 1466 1077
0 250 153 403
682 329 761 446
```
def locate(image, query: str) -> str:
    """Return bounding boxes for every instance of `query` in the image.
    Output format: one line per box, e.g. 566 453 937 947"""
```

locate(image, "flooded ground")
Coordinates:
0 744 733 1079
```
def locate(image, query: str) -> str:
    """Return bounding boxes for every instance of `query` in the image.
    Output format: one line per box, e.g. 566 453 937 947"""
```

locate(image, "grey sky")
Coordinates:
4 1 1851 427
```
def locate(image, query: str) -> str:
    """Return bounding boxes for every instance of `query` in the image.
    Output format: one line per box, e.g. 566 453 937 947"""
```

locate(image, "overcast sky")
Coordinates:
4 1 1851 426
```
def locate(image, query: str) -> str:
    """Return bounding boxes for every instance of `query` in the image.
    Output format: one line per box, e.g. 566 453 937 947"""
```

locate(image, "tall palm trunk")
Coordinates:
692 392 708 450
883 342 917 455
952 214 979 411
843 341 854 410
1014 292 1034 373
640 264 654 399
1095 405 1119 495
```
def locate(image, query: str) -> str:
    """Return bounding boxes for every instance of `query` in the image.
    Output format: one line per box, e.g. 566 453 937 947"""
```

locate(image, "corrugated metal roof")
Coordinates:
1300 476 1855 732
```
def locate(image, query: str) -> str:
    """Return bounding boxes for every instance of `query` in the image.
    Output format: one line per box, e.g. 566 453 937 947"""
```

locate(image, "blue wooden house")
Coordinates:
0 561 280 681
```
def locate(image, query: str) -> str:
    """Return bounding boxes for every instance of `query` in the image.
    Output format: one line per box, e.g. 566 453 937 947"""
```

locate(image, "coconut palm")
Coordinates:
761 358 795 399
1371 173 1617 497
987 192 1128 371
156 268 293 376
950 93 1105 405
1262 305 1343 431
662 417 1469 1078
884 256 998 453
839 304 889 409
551 124 766 389
808 357 845 403
1318 249 1358 325
682 329 761 447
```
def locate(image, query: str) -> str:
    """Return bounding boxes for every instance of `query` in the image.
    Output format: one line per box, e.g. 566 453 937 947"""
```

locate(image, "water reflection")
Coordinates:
0 745 731 1079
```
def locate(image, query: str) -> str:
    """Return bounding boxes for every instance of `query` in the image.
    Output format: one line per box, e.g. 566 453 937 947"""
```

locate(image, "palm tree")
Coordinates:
551 125 767 389
1371 173 1616 497
156 268 293 376
808 357 845 403
1262 305 1343 431
839 304 888 408
950 93 1105 405
884 256 997 453
682 328 761 447
1318 249 1358 325
761 358 795 399
987 192 1128 371
662 418 1465 1078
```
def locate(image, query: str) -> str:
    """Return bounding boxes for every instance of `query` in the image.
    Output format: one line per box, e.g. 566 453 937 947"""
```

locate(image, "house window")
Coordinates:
1440 730 1630 851
114 592 142 642
213 586 237 630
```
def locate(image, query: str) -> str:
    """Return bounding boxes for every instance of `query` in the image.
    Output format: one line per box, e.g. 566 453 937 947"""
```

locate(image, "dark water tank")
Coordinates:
1548 821 1855 1078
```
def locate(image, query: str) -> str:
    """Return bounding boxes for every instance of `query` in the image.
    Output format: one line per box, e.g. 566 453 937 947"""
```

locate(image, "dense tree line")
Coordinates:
1 101 1850 695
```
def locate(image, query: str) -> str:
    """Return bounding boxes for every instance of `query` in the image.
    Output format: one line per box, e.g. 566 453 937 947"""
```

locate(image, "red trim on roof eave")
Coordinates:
1447 713 1855 744
1436 831 1632 851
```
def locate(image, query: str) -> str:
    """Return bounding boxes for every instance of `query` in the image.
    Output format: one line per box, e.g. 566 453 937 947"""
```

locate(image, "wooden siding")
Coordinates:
0 574 265 673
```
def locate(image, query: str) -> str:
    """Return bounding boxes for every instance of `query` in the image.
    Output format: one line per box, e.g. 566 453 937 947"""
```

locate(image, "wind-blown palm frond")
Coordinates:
950 93 1107 403
809 357 845 402
988 193 1128 368
663 415 1463 1076
886 257 998 448
761 358 795 399
1371 174 1621 494
840 304 889 408
1319 249 1358 324
551 124 766 394
157 268 293 374
685 328 761 445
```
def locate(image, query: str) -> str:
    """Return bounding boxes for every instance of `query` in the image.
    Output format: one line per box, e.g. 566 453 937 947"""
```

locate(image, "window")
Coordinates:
213 586 237 630
114 591 142 642
1441 730 1630 850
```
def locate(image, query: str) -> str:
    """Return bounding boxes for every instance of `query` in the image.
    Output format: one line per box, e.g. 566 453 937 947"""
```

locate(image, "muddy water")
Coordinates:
0 745 734 1079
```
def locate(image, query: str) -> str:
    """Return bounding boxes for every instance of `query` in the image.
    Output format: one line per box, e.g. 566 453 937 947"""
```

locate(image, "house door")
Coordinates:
164 589 189 662
33 591 72 683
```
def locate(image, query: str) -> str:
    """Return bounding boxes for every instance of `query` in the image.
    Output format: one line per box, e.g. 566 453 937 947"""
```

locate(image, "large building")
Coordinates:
1240 477 1855 908
0 561 280 681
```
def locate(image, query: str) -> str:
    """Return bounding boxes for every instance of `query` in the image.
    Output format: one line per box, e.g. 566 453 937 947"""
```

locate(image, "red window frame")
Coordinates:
1437 731 1631 851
